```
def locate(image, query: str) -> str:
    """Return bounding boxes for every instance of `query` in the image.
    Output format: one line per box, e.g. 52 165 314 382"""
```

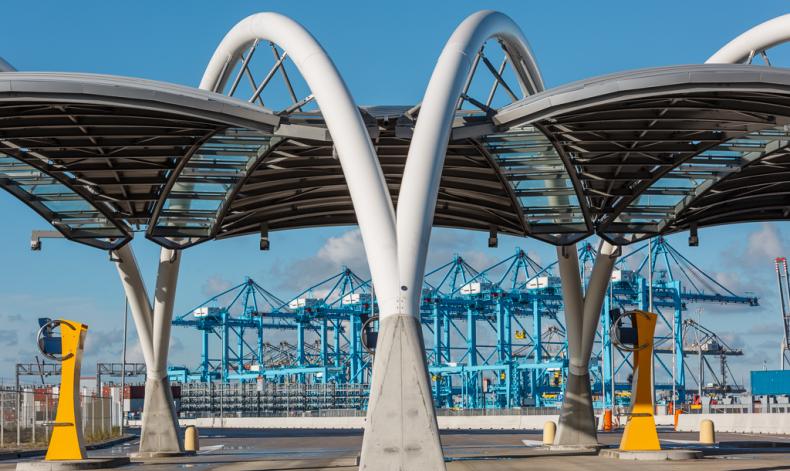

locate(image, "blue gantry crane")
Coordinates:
169 238 757 411
596 237 758 409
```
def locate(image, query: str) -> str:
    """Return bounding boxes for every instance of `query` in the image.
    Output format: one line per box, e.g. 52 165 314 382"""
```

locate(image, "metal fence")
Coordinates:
177 382 369 418
0 387 120 448
436 407 561 416
694 403 790 414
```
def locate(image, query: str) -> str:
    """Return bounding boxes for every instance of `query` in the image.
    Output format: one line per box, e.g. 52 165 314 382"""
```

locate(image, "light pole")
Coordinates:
120 298 128 435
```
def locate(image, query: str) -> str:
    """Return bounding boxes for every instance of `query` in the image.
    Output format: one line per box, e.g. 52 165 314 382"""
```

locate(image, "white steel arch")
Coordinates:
397 10 544 316
707 13 790 377
201 13 401 315
110 12 402 458
0 57 15 72
359 11 545 470
707 14 790 64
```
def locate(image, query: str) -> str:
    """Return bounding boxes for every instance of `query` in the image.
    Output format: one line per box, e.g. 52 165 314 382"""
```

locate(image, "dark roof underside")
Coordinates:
5 66 790 249
496 64 790 244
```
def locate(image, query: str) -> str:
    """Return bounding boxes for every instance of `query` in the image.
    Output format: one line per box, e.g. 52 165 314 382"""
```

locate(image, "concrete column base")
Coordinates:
359 314 445 471
135 377 183 455
555 372 598 447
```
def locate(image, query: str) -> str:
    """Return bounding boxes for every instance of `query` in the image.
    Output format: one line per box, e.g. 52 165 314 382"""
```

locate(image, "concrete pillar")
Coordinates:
554 241 618 448
358 314 444 471
112 245 184 456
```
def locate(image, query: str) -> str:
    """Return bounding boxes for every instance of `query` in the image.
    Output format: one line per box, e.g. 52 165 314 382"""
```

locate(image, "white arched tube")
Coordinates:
202 13 400 315
0 57 16 72
396 10 544 316
707 14 790 64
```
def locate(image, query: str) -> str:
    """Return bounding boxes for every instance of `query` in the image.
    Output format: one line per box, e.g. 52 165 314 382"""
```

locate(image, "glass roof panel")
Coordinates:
0 153 126 246
149 127 274 246
617 125 790 234
482 124 587 241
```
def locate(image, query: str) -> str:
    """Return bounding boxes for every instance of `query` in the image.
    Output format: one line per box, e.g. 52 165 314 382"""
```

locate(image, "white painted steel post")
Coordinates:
200 12 400 315
0 58 16 72
554 240 618 447
201 13 412 468
360 11 544 470
152 249 180 377
112 244 155 370
707 14 790 64
112 243 184 454
397 10 543 316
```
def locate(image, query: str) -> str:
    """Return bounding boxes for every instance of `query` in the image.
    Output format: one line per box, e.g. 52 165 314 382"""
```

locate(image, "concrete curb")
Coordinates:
15 457 130 470
129 450 196 460
0 435 136 461
599 449 703 460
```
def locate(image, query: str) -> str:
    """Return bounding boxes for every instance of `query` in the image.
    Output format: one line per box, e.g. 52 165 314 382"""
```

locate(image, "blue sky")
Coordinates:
1 0 790 388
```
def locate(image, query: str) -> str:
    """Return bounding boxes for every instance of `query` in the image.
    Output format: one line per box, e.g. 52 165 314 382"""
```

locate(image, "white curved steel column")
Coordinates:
0 57 16 72
360 11 545 470
554 240 618 447
112 244 155 370
707 14 790 64
397 10 543 316
111 244 185 455
201 13 425 469
201 12 400 315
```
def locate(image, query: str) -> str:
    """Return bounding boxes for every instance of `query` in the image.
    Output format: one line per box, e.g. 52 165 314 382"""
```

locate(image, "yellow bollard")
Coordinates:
45 320 89 461
542 421 556 445
699 419 715 445
185 425 200 452
619 311 661 451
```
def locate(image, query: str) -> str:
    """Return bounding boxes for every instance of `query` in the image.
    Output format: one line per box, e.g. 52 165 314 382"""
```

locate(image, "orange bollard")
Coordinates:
674 409 683 430
604 409 613 431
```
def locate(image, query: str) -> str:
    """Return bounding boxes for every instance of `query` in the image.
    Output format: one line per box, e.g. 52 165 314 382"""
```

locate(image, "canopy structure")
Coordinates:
4 10 790 469
0 72 278 249
496 64 790 245
4 66 790 250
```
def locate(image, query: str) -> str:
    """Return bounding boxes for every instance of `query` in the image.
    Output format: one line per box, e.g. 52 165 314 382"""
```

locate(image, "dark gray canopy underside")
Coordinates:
2 65 790 249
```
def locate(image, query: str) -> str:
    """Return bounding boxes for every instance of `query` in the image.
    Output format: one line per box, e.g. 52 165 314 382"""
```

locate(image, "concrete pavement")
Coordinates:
0 428 787 470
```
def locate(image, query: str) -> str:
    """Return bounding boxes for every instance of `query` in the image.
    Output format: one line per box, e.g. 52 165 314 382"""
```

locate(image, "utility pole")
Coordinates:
774 258 790 370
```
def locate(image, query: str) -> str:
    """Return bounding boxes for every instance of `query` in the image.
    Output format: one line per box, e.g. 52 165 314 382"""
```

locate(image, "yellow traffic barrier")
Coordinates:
185 425 200 452
699 419 715 445
542 421 556 445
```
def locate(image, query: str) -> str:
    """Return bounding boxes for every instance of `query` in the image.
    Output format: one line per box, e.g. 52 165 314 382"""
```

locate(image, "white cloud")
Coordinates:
268 229 369 294
201 275 234 297
743 223 786 268
316 230 367 268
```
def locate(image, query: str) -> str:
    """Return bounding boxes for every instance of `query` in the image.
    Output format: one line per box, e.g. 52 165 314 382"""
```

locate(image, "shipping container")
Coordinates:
751 369 790 395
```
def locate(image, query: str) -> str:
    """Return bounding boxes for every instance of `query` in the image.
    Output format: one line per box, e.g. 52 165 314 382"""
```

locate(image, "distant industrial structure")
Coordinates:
168 237 758 411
